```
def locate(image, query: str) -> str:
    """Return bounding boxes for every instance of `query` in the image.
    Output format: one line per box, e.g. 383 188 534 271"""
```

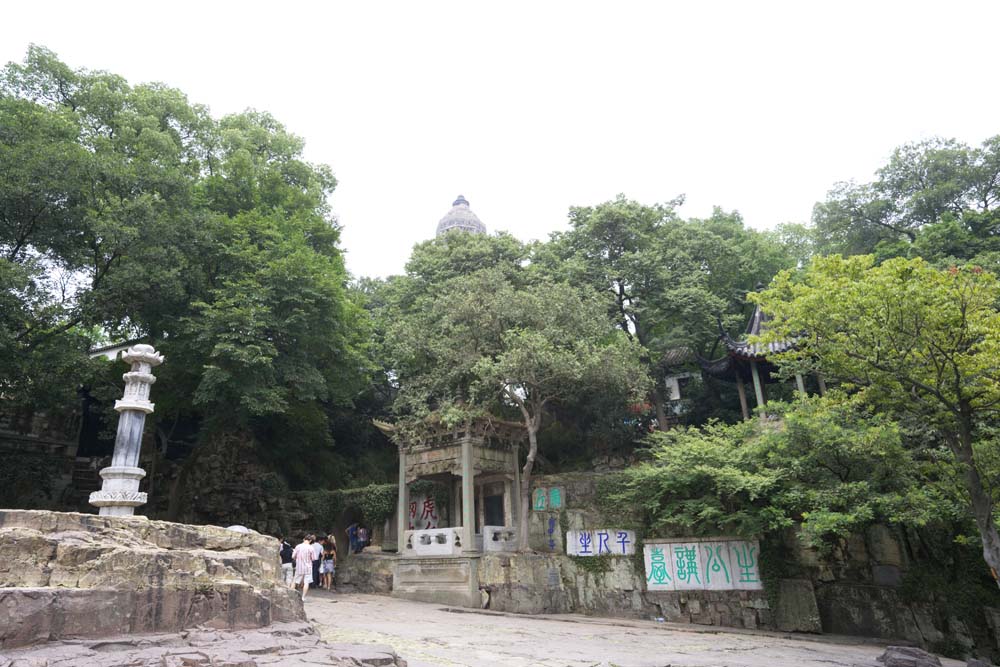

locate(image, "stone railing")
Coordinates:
482 525 518 552
403 527 464 557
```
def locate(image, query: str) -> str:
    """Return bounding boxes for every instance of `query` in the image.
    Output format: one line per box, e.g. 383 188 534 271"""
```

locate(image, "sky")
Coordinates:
4 1 999 278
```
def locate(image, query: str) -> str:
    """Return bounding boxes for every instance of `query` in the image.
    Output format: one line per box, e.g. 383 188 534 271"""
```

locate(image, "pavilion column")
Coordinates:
816 374 828 396
89 344 163 516
503 479 513 528
512 444 522 530
451 475 461 528
795 373 807 396
397 446 409 553
749 360 766 414
461 435 476 553
477 482 486 531
735 375 751 421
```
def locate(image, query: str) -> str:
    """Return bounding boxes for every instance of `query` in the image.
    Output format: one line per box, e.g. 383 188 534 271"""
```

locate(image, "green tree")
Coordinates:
0 46 368 484
386 265 649 548
535 196 796 428
755 255 1000 585
813 137 1000 261
608 396 946 548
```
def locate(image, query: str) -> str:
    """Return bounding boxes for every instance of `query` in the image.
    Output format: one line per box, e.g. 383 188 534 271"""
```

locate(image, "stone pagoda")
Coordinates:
436 195 486 236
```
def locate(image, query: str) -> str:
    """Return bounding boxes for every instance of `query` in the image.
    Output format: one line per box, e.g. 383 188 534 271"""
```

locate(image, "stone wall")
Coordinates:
477 551 777 632
0 509 303 650
517 472 1000 659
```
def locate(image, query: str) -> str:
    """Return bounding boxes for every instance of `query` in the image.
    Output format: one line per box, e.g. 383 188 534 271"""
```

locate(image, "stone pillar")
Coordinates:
89 344 163 516
816 373 828 396
477 482 485 531
503 479 513 527
795 373 807 396
397 445 409 553
461 436 476 553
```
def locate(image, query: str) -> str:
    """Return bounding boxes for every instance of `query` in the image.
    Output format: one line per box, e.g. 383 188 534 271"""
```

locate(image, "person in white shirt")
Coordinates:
291 535 316 601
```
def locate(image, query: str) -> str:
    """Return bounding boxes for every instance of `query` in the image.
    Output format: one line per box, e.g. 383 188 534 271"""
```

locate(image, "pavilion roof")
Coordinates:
719 305 796 360
697 304 794 383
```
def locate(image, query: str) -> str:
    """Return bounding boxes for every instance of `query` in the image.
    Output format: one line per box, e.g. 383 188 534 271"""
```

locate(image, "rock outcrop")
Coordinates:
0 621 405 666
877 645 943 667
0 509 302 650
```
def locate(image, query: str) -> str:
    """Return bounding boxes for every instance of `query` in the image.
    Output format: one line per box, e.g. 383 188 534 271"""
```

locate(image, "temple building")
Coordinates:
436 195 486 236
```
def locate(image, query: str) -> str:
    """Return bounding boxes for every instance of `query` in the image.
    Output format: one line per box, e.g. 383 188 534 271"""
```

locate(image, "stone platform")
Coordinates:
0 509 302 650
392 556 482 608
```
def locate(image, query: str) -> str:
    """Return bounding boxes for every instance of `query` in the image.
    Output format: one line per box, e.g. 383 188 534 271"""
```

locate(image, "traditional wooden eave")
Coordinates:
372 414 527 451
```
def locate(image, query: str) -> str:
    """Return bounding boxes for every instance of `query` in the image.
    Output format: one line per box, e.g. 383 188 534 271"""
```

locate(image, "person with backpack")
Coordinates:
278 536 294 588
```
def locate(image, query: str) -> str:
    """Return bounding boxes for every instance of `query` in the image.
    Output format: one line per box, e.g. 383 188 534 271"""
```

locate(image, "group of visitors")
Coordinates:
346 522 370 554
278 533 337 601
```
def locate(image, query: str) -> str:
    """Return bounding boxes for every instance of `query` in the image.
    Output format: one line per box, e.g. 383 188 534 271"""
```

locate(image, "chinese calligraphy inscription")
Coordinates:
643 540 761 591
565 529 636 556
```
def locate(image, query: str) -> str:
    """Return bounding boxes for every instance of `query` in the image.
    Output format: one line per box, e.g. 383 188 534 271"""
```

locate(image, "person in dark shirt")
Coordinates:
278 536 294 588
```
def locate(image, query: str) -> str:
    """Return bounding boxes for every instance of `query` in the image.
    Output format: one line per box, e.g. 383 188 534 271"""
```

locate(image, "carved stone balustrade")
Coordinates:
404 527 464 557
482 525 518 553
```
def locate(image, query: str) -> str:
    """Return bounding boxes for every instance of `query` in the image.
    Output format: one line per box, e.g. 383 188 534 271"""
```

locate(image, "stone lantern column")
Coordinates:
89 344 164 516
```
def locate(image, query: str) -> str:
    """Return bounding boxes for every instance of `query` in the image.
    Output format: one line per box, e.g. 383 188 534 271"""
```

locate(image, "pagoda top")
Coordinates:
436 195 487 236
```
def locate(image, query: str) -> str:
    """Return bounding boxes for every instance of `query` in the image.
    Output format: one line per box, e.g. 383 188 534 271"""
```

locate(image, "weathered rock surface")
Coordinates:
336 552 395 594
775 578 822 633
877 645 943 667
0 509 302 649
0 621 406 666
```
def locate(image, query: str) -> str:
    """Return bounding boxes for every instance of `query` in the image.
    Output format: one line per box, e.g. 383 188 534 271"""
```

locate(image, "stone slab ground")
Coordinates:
307 593 967 667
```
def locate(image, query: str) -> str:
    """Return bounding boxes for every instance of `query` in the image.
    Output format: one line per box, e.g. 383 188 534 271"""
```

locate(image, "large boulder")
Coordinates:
0 509 302 650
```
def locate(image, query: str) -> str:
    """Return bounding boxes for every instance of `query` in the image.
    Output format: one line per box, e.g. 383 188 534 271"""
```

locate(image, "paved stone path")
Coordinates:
306 593 963 667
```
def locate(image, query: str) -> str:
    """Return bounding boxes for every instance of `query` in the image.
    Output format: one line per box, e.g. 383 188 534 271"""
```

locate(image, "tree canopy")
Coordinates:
755 255 1000 584
0 46 369 482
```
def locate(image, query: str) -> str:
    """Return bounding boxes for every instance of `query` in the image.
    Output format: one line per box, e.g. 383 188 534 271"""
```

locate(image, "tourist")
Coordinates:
311 533 324 589
346 522 359 554
278 536 294 588
291 535 315 601
321 539 337 590
356 525 368 553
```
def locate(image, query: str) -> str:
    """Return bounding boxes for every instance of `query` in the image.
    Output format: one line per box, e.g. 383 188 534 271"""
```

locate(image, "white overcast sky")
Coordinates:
4 1 999 278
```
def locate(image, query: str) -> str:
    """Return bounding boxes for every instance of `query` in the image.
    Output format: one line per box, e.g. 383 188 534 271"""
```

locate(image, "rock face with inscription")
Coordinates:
0 509 303 650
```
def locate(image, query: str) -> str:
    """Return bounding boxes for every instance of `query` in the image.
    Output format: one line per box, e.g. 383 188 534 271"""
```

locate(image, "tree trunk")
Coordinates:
518 422 539 551
953 416 1000 588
